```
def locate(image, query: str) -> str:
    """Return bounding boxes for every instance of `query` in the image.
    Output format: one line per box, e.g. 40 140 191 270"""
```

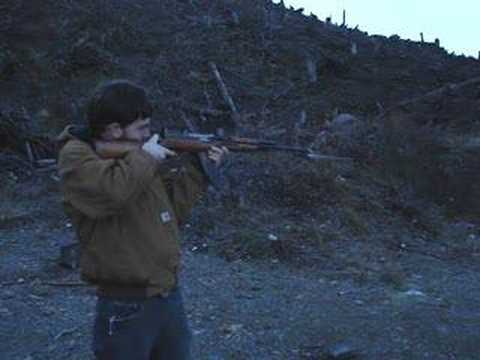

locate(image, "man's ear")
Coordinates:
101 122 123 140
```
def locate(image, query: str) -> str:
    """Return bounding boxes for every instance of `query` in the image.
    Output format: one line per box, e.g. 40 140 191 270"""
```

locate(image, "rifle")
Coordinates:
95 132 350 161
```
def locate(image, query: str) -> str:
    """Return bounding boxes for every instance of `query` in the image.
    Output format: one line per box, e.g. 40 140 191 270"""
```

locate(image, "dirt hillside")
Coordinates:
1 1 480 359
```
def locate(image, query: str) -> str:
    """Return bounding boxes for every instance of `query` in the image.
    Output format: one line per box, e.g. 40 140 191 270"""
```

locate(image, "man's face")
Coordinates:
121 117 152 143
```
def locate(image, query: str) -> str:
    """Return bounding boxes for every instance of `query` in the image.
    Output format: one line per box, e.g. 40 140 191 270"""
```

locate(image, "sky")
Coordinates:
276 0 479 58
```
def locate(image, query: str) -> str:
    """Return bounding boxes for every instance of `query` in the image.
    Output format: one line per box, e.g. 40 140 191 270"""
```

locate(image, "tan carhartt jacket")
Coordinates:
57 134 207 297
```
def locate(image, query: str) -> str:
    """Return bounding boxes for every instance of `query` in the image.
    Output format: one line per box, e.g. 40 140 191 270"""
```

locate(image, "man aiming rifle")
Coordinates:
57 79 228 360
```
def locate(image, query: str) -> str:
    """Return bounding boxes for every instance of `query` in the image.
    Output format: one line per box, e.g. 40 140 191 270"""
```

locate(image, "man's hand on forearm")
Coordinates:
207 146 229 167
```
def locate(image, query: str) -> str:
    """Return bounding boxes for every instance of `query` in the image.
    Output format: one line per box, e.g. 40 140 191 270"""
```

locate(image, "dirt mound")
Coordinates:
382 77 480 215
1 0 480 258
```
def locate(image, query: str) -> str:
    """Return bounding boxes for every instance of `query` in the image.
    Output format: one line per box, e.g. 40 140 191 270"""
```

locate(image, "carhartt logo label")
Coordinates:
160 211 172 223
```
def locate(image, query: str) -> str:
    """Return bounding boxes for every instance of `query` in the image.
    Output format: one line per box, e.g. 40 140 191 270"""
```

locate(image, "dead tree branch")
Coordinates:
208 62 240 129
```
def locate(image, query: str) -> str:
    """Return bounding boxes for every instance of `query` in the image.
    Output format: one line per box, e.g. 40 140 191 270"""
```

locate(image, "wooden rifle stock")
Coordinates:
161 138 261 152
95 138 221 159
95 134 350 161
94 141 140 159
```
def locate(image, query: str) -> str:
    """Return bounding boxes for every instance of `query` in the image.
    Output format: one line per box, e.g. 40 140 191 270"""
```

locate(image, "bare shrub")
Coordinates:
0 108 30 151
382 110 480 216
244 154 344 211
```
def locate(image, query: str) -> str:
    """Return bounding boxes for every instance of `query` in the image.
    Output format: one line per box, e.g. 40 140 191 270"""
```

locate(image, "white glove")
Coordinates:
142 134 176 161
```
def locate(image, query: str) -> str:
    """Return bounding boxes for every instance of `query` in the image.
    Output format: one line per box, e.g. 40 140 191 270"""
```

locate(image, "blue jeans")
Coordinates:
93 288 192 360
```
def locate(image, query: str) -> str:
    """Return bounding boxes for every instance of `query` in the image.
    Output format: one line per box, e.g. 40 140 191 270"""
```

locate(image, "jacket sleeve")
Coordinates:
160 153 209 226
58 140 158 218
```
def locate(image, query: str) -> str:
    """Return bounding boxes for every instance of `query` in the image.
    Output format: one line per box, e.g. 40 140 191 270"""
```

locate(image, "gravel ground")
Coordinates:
1 178 480 360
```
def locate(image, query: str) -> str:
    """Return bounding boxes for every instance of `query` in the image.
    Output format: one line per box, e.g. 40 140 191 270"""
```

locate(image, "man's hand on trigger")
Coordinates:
207 146 229 167
142 134 176 161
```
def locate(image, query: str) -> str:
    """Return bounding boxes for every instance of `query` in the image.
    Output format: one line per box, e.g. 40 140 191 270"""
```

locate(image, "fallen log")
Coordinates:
378 75 480 119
